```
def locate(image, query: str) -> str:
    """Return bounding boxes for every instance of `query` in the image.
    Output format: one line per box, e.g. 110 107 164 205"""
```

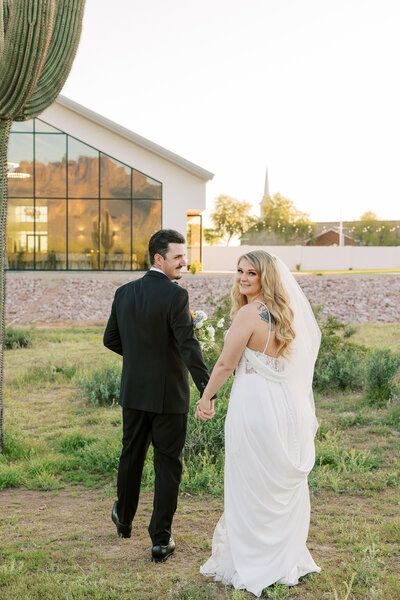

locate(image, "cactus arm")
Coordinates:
0 0 56 118
0 1 4 57
0 117 11 453
0 1 11 57
17 0 85 120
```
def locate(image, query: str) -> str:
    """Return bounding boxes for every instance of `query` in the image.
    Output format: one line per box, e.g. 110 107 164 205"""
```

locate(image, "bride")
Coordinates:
196 250 321 596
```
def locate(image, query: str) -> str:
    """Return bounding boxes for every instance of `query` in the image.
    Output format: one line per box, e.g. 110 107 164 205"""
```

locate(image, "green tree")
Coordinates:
209 195 253 246
0 0 86 453
203 227 223 246
246 193 316 244
353 211 398 246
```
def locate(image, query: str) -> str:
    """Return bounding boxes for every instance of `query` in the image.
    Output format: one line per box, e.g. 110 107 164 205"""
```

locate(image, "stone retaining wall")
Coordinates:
5 273 399 326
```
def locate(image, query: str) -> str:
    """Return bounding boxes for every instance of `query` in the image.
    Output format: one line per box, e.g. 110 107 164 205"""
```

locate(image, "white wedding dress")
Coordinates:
200 304 320 597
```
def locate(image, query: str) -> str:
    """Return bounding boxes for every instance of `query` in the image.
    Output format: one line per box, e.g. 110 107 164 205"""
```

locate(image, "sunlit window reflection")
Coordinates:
7 118 162 270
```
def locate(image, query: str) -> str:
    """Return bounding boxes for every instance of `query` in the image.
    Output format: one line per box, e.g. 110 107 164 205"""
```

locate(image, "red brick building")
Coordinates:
306 228 359 246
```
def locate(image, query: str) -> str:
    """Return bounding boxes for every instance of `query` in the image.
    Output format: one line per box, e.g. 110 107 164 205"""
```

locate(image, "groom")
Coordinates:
103 229 214 563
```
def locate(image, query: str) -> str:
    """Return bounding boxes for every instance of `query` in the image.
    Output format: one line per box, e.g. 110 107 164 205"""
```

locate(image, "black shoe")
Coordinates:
151 537 175 563
111 501 132 538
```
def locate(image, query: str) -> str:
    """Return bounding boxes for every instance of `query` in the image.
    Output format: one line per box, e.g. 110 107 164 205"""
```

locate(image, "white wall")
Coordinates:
203 245 400 271
41 103 207 238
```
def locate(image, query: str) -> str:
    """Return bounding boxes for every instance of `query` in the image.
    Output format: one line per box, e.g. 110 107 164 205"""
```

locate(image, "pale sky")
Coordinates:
62 0 400 224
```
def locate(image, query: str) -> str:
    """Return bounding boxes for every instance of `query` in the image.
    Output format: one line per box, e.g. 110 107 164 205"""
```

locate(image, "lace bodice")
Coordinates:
235 347 284 377
244 349 284 373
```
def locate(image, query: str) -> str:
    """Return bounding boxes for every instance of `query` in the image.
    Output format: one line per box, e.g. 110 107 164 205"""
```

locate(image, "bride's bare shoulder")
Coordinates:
236 303 259 319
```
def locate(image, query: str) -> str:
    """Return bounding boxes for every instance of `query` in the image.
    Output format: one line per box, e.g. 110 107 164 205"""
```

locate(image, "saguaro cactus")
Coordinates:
0 0 85 453
101 209 116 268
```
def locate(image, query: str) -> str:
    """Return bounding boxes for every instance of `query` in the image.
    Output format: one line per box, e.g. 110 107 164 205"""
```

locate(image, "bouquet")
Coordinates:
191 310 215 350
191 310 225 350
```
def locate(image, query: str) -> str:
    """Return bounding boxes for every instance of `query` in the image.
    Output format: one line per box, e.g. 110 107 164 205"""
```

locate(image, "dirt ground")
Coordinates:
1 484 399 599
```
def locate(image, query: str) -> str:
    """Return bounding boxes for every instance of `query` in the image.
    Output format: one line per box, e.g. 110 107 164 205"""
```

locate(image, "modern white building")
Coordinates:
7 95 213 271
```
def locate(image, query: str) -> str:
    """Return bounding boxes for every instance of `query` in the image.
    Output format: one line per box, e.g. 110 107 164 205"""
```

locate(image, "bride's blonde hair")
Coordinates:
231 250 295 357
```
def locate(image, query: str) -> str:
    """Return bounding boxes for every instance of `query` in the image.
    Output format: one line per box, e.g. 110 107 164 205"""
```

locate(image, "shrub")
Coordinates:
58 432 97 454
189 260 202 274
0 465 25 490
77 363 121 406
201 293 231 371
202 343 222 373
365 349 400 406
78 434 121 473
336 411 370 429
313 334 367 392
184 381 231 463
380 399 400 429
343 324 357 338
5 326 32 349
389 366 400 400
314 430 378 472
179 381 231 494
312 308 367 392
3 427 29 460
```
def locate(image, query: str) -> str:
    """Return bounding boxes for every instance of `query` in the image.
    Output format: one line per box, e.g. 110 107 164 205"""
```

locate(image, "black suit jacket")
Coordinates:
103 270 210 413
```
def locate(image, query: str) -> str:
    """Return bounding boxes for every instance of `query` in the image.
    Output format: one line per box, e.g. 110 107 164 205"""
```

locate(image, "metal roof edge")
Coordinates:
55 95 214 181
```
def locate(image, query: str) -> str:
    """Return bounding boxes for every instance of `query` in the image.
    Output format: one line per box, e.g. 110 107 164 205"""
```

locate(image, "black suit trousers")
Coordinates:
117 407 187 546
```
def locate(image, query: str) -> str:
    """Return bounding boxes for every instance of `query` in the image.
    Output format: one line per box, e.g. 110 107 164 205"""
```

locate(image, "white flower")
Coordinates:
198 328 205 338
206 325 215 339
195 310 207 322
217 318 225 328
195 321 203 329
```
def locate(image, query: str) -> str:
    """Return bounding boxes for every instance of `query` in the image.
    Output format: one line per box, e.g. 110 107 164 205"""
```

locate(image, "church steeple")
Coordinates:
259 167 270 217
263 167 270 198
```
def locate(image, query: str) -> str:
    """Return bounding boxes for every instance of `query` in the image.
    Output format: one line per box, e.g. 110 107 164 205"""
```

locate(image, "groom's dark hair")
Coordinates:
148 229 185 265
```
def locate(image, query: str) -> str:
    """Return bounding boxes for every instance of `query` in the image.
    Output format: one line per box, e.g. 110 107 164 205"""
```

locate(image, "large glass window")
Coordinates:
35 133 67 197
7 134 34 197
132 200 161 270
35 199 67 270
187 214 202 268
100 154 130 198
35 120 62 133
10 121 33 133
6 118 163 270
68 138 99 198
133 169 161 199
7 199 35 269
100 200 131 270
68 200 99 270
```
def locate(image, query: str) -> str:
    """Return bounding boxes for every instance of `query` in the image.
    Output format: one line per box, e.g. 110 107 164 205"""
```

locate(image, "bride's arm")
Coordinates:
197 307 253 414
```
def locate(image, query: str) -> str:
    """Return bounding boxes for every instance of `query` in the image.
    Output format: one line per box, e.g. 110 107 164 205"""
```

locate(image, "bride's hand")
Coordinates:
196 398 215 420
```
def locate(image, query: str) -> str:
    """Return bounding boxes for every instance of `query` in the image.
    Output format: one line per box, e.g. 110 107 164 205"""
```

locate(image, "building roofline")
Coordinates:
56 95 214 181
304 228 358 244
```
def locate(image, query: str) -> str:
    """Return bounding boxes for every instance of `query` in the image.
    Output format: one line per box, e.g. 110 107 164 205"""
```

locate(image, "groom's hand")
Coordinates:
195 399 215 421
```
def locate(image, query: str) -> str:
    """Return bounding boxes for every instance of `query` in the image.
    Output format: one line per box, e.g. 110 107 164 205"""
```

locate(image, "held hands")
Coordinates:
195 397 215 421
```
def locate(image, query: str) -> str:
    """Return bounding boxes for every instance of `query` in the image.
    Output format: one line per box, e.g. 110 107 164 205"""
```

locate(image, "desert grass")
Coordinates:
350 323 400 352
0 325 399 599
